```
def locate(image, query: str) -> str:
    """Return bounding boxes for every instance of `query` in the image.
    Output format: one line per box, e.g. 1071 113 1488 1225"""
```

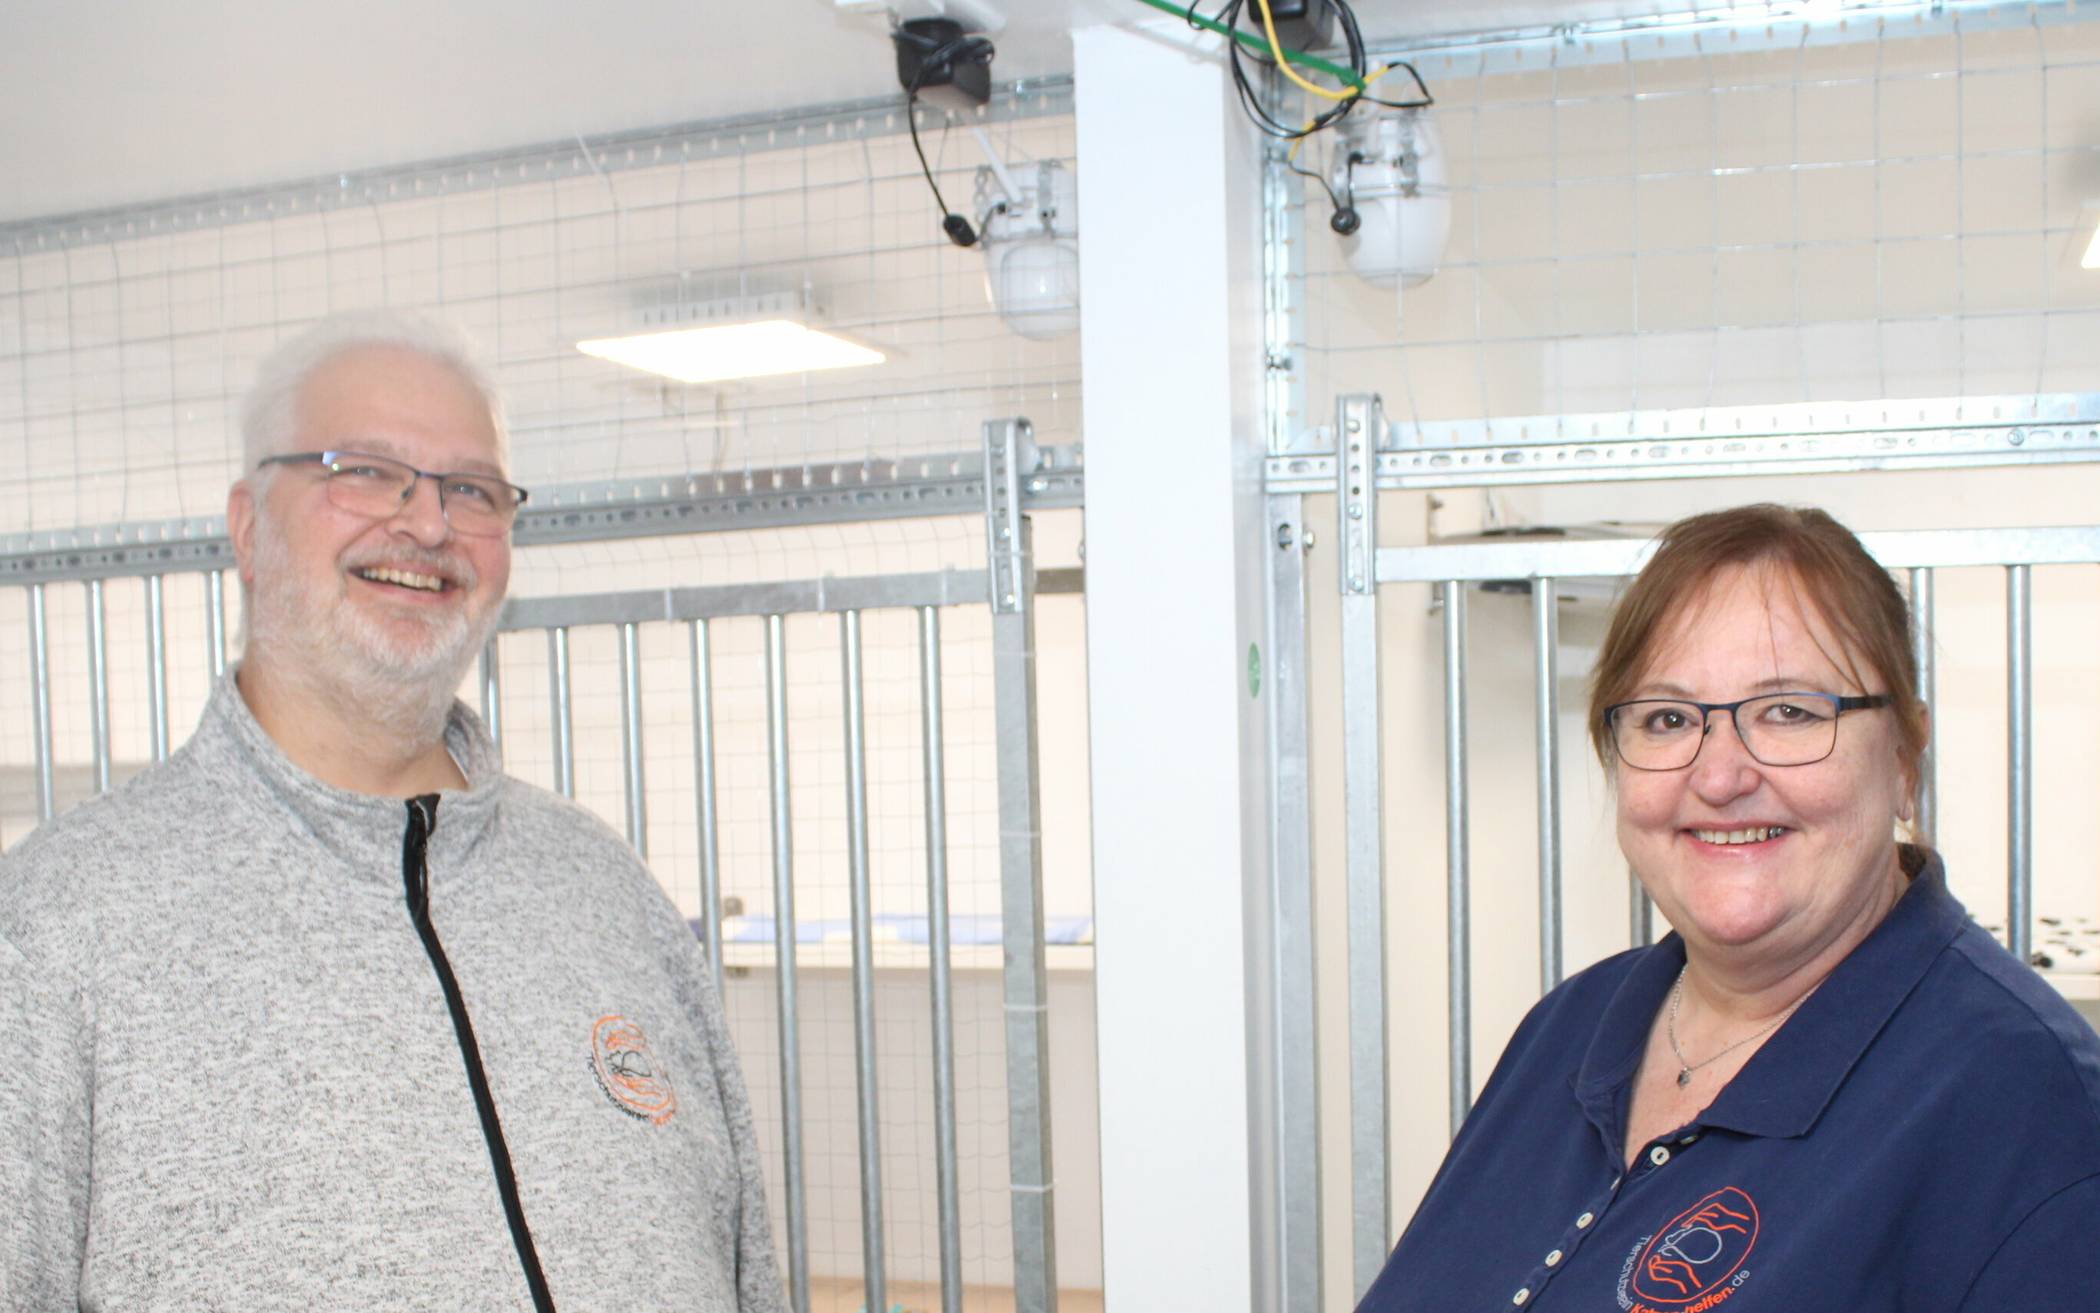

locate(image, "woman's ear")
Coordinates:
1899 699 1932 824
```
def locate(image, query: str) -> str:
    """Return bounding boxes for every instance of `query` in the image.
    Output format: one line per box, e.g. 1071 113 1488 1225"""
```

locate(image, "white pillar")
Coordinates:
1074 23 1270 1313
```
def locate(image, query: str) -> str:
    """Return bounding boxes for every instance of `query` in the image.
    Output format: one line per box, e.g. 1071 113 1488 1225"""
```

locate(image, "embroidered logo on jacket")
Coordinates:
588 1014 678 1125
1627 1187 1759 1309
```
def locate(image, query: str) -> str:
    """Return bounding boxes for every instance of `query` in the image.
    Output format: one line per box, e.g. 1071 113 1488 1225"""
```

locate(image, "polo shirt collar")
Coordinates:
1574 848 1968 1142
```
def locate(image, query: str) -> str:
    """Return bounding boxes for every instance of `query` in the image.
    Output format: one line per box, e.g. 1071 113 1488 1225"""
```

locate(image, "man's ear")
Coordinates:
228 479 259 584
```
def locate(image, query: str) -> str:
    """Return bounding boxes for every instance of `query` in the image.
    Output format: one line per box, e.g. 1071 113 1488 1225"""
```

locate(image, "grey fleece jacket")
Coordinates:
0 673 787 1312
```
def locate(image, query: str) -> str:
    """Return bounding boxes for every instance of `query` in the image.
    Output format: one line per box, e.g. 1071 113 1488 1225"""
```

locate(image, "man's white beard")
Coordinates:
244 508 502 749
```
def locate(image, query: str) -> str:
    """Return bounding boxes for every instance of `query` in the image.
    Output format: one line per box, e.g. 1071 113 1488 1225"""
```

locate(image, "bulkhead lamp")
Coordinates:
975 158 1079 340
1332 106 1451 288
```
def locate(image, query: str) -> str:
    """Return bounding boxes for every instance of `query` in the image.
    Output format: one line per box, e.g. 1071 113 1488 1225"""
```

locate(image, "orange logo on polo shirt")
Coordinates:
589 1014 677 1125
1629 1187 1759 1310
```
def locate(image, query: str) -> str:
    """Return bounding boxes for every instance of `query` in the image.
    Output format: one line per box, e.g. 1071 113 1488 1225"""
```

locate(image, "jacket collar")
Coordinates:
195 668 503 891
1575 848 1968 1142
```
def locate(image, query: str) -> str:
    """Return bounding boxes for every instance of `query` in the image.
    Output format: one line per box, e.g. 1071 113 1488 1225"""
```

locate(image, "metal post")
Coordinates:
765 613 810 1313
28 585 55 823
1265 493 1321 1313
1442 580 1472 1134
618 621 647 857
548 627 575 800
480 640 503 756
1533 577 1562 993
145 575 169 763
1336 395 1389 1300
2007 564 2032 964
205 570 228 681
985 417 1057 1313
840 610 886 1313
690 619 724 998
1909 567 1937 843
87 580 112 795
1631 879 1654 950
918 605 964 1313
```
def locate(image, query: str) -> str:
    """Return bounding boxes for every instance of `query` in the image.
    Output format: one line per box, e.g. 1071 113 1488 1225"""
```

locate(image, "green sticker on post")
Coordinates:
1248 642 1262 698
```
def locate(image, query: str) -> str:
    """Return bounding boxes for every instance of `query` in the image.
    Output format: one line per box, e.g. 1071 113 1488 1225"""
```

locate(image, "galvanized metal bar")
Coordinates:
1909 568 1937 844
1337 395 1389 1301
618 621 647 857
1267 392 2100 494
985 420 1031 615
500 566 1083 635
205 570 227 680
479 640 503 756
1533 577 1563 993
985 413 1057 1312
2007 565 2033 965
1265 493 1322 1313
1373 526 2100 586
689 619 724 999
918 605 964 1313
548 627 575 800
0 447 1086 590
1442 581 1472 1134
144 575 169 762
839 610 886 1313
28 585 55 823
2 78 1076 251
86 579 112 795
765 613 810 1313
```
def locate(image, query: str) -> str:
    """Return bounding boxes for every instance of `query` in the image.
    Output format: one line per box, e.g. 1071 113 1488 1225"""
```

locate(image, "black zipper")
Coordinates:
402 793 556 1312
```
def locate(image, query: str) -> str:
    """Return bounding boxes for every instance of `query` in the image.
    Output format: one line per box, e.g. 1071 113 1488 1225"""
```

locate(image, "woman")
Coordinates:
1357 504 2100 1312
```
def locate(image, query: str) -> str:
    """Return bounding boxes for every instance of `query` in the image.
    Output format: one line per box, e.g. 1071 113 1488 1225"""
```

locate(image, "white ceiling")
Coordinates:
1 0 1743 225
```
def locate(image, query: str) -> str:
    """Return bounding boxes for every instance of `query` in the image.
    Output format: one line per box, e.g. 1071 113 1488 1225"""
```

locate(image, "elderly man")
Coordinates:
0 311 786 1312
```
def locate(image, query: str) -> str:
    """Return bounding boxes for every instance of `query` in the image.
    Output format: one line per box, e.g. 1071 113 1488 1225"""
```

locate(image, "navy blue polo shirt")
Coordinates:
1358 853 2100 1312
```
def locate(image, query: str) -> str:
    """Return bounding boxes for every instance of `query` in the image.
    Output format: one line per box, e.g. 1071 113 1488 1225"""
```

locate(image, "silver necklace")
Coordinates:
1665 965 1812 1088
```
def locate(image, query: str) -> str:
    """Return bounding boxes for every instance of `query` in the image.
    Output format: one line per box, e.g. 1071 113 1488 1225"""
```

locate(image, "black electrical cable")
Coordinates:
899 30 993 247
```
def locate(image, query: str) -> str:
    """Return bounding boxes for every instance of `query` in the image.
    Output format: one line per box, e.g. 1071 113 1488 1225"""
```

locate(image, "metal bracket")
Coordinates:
1337 395 1381 596
1273 393 2100 493
985 417 1032 615
0 442 1083 586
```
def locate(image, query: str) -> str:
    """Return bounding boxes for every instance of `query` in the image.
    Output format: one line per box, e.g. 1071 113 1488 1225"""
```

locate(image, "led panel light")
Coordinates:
576 320 885 384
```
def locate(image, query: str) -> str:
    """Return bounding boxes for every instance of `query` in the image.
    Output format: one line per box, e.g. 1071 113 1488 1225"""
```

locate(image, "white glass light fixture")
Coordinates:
1331 106 1452 288
576 287 884 384
975 152 1079 340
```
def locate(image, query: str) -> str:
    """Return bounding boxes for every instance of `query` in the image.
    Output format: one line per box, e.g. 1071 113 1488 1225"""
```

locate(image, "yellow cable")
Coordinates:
1254 0 1393 104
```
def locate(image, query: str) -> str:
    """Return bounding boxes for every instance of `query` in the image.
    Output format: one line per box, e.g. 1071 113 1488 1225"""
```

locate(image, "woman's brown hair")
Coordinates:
1587 505 1929 818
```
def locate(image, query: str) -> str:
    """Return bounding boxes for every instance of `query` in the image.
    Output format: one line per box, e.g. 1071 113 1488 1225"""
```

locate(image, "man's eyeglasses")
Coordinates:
1603 691 1893 771
257 450 529 537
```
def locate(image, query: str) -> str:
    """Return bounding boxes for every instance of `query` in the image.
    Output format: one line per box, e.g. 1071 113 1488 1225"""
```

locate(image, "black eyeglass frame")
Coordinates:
256 449 530 535
1603 691 1894 771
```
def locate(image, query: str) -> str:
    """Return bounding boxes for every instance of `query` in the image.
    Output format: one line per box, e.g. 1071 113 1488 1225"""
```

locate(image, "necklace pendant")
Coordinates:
1676 1068 1691 1088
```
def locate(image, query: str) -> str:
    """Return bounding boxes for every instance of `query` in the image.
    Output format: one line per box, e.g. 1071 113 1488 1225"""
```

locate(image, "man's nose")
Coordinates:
388 473 452 544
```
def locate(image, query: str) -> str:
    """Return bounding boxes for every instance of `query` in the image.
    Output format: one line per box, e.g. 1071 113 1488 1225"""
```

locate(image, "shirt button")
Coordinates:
1546 1249 1564 1267
1576 1212 1595 1229
1678 1133 1698 1145
1649 1145 1671 1167
1513 1290 1531 1306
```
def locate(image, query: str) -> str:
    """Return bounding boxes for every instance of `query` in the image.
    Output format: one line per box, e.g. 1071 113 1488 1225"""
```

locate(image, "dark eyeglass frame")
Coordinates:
1603 691 1893 771
256 449 530 536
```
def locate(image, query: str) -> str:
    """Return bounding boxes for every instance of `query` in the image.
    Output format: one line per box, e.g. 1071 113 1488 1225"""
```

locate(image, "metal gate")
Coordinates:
1 418 1082 1313
1264 391 2100 1308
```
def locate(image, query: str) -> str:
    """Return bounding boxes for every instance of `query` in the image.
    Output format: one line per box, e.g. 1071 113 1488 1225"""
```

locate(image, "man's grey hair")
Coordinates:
240 309 509 478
